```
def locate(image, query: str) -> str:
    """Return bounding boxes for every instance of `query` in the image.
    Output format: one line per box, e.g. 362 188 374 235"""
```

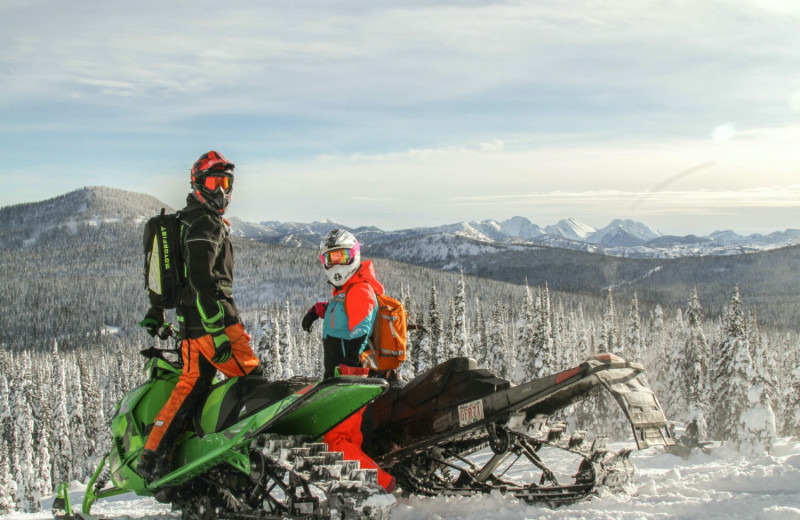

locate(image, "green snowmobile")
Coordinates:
54 346 674 519
53 346 393 520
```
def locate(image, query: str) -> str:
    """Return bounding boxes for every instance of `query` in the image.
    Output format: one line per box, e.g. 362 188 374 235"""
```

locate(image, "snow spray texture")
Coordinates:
362 293 408 370
143 208 184 309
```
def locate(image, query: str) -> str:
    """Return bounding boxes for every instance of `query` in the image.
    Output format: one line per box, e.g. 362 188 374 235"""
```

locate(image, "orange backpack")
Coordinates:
362 293 408 371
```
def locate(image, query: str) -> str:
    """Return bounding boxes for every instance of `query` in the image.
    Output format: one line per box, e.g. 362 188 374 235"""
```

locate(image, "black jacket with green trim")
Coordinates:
176 196 240 339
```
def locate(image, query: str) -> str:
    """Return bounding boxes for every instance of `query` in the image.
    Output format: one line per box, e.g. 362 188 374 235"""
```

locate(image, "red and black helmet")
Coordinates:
190 151 235 214
191 150 234 177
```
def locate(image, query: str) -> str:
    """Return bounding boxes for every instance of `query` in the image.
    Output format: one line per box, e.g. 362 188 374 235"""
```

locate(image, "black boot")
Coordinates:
138 449 170 482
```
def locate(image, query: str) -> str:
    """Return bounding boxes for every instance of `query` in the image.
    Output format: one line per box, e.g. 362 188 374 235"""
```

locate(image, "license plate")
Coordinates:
458 399 485 427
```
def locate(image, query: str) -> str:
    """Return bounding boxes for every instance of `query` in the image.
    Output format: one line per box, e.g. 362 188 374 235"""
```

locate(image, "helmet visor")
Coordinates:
203 175 231 191
320 245 358 269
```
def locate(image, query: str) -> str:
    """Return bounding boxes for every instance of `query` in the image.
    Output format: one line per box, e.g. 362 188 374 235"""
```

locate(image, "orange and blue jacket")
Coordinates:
322 260 384 354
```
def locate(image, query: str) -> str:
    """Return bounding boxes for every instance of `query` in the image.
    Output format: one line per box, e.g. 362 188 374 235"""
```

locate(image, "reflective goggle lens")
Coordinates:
320 248 353 268
203 175 230 191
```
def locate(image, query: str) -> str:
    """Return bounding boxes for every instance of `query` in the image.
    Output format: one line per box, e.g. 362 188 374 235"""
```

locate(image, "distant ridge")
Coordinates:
4 186 800 259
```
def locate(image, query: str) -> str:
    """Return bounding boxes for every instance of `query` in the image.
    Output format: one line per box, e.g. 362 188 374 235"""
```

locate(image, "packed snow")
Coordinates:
11 438 800 520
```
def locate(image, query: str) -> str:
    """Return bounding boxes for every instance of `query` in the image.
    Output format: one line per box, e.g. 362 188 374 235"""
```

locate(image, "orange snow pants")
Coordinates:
323 407 394 491
144 322 260 455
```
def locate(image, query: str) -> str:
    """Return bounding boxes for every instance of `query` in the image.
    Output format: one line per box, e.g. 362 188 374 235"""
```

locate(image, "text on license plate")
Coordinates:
458 399 485 427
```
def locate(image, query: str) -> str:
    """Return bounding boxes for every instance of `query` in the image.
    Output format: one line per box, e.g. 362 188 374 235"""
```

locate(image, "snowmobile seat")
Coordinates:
398 357 510 408
199 376 304 434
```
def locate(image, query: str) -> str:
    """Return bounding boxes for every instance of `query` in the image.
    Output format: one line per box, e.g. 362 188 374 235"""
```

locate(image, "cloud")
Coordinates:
712 125 736 143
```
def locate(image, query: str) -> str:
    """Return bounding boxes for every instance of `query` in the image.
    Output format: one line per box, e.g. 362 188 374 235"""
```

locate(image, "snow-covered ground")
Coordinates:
13 438 800 520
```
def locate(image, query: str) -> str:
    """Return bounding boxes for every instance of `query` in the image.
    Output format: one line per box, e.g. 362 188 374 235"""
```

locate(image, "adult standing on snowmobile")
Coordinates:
301 229 395 492
137 150 262 482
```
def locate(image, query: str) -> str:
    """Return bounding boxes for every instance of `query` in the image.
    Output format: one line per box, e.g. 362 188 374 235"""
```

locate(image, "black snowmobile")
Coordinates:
361 353 674 505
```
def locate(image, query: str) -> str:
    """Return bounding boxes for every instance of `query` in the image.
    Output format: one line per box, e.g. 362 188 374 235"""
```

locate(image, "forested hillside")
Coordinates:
1 187 798 513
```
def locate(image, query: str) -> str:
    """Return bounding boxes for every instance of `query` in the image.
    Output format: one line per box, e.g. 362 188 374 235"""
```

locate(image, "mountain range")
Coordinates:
230 214 800 260
3 186 800 333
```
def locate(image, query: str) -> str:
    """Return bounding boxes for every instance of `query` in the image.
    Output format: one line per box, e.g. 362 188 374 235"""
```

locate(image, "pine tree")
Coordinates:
0 373 15 514
35 427 52 496
279 301 295 379
626 292 644 364
710 286 753 443
399 286 417 381
531 287 554 380
445 299 457 361
646 305 670 411
552 300 569 371
13 381 40 512
515 284 535 382
263 302 283 380
415 311 434 375
471 296 487 367
740 307 778 455
255 304 272 368
784 356 800 438
682 287 710 440
666 308 688 422
67 364 88 482
428 284 445 366
50 343 73 487
599 288 621 356
453 270 469 358
487 301 508 378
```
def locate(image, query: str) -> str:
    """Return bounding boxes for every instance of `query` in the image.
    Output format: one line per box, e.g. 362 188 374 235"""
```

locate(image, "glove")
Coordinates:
301 302 328 332
139 308 165 337
210 330 232 364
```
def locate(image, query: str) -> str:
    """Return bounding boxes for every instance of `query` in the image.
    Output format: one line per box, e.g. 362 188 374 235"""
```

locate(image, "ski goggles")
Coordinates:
320 244 359 269
203 175 232 191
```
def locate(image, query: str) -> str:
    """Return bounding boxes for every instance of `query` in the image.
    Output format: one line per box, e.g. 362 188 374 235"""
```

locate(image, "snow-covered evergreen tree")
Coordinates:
255 304 272 368
453 270 469 358
262 302 283 380
279 300 295 379
35 426 52 496
399 286 417 381
428 284 445 366
445 299 457 361
646 305 670 411
552 300 569 371
472 296 488 367
50 343 73 488
626 292 644 364
0 373 15 514
531 287 554 380
599 288 621 356
682 287 710 440
515 284 535 382
67 363 88 482
13 378 40 512
666 308 687 422
487 301 509 378
785 362 800 438
415 310 434 375
739 307 778 455
710 286 754 443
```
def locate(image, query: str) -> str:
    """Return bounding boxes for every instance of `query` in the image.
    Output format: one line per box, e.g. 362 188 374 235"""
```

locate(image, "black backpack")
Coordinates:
143 208 184 309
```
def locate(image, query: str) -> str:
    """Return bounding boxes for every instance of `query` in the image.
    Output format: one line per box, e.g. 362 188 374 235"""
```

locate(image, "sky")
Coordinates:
2 0 800 236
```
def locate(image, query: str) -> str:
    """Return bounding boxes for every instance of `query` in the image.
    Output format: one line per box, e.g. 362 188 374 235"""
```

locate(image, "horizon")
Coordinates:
4 184 796 238
3 2 799 236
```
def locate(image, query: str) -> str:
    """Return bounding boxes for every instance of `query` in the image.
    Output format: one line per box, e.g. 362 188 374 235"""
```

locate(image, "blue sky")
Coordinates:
2 0 799 235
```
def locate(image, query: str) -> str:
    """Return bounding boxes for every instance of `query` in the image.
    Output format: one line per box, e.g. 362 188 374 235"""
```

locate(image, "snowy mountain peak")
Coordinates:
498 216 546 240
545 218 596 241
588 219 662 246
